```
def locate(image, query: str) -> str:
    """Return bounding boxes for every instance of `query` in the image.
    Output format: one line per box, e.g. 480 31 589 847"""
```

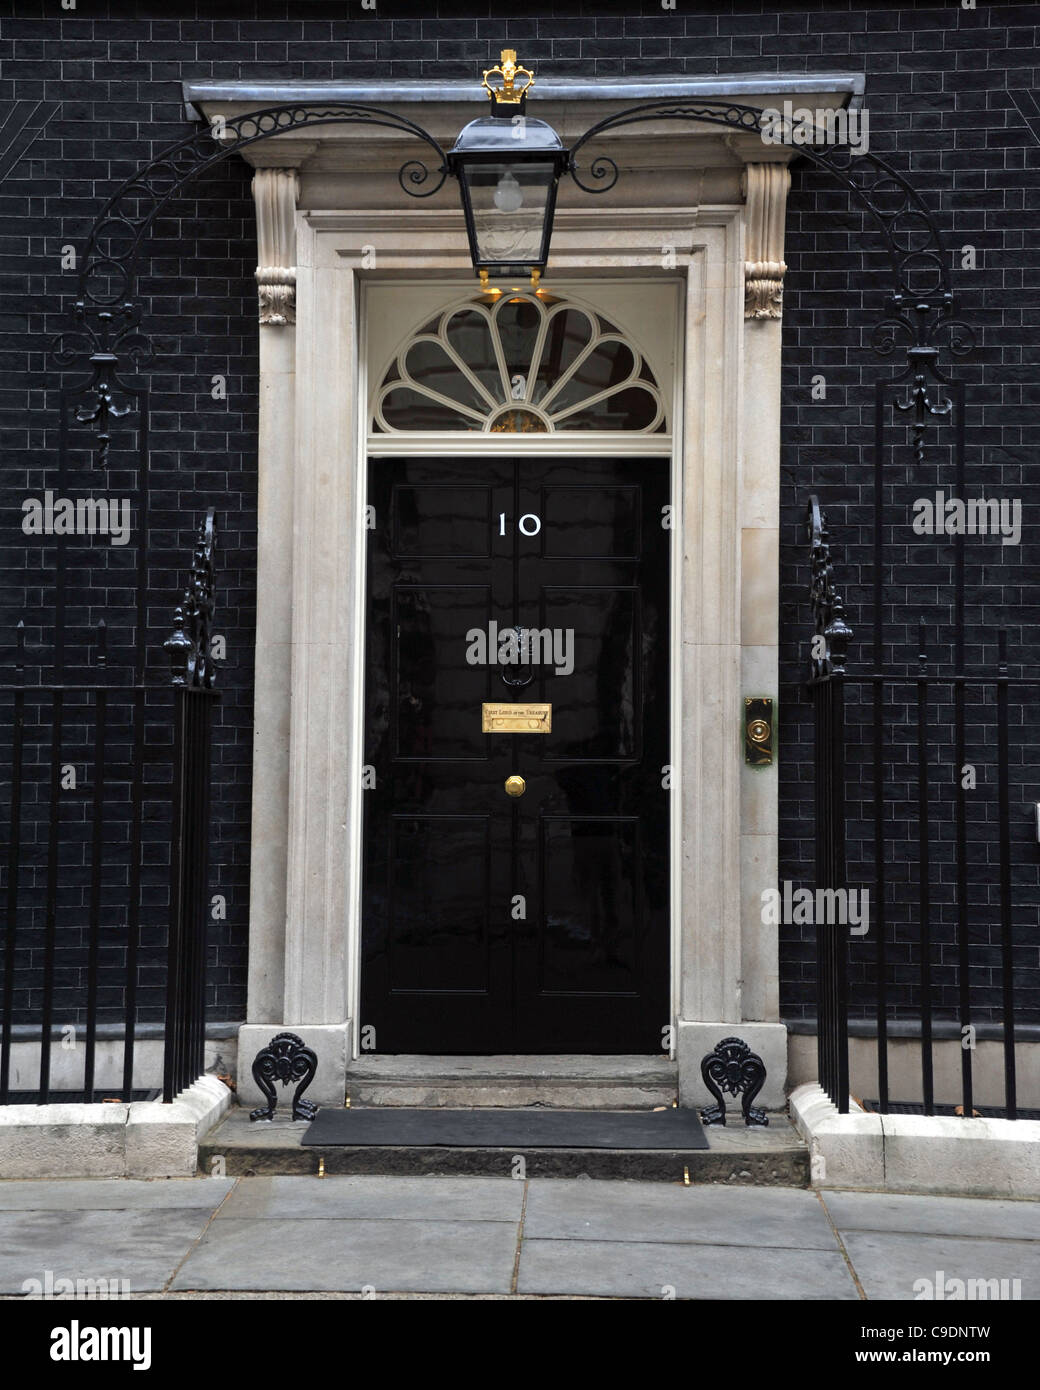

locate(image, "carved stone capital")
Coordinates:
252 168 300 326
742 163 791 320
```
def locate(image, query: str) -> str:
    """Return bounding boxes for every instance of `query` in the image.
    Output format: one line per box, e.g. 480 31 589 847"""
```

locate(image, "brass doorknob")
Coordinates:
504 775 526 797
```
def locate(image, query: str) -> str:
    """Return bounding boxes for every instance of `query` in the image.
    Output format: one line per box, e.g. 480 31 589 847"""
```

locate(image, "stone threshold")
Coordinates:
347 1055 676 1080
200 1105 807 1185
345 1054 677 1110
791 1083 1040 1199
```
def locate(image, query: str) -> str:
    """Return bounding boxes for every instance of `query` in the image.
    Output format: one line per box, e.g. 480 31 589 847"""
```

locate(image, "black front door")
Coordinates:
362 454 670 1054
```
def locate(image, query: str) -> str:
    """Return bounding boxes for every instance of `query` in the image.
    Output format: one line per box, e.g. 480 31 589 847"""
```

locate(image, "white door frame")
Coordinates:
355 275 683 1061
239 202 788 1108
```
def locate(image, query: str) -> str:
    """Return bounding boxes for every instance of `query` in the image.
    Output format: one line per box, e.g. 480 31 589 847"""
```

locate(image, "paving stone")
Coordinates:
518 1237 859 1299
171 1216 519 1294
824 1190 1040 1242
0 1178 234 1212
523 1178 833 1248
0 1208 218 1295
215 1174 524 1222
841 1231 1040 1301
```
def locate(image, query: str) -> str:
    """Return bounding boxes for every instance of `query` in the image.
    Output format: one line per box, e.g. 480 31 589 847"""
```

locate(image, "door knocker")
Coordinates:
499 624 534 689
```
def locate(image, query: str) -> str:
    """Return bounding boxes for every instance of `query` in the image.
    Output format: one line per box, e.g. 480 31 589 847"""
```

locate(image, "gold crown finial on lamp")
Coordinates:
482 49 535 105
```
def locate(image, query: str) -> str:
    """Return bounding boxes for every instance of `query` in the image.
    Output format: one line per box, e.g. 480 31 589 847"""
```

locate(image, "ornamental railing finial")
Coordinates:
164 508 217 689
807 495 854 678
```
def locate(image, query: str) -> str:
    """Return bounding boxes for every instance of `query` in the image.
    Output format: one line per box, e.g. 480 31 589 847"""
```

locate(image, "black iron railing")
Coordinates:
163 681 217 1102
807 496 1029 1120
162 510 218 1102
807 499 853 1113
0 511 218 1106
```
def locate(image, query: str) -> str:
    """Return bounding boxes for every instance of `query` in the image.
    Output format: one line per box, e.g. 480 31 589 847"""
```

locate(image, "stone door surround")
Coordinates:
182 72 864 1106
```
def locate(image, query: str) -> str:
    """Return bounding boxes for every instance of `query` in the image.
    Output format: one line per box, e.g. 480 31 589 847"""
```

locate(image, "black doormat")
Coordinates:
301 1107 707 1150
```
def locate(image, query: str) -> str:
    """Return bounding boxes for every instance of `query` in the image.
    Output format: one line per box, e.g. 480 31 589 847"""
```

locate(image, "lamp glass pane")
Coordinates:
464 160 554 267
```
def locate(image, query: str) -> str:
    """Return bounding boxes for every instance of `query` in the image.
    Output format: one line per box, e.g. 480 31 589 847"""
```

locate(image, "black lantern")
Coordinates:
447 51 570 286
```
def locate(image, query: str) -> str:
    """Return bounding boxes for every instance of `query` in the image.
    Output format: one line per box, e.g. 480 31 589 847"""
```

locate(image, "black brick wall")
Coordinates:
0 0 1036 1030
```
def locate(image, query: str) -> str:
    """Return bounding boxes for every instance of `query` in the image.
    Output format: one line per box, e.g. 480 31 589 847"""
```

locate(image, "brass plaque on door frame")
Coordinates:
482 703 552 734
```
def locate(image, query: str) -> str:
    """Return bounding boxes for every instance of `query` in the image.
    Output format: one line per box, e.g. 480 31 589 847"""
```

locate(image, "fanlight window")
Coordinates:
372 291 666 434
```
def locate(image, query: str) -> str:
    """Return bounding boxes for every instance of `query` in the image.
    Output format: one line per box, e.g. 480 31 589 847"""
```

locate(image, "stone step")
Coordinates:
349 1079 678 1110
344 1054 677 1111
200 1106 809 1185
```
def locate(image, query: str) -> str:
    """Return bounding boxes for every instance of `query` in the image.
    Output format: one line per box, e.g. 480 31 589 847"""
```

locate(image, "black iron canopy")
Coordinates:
59 55 965 469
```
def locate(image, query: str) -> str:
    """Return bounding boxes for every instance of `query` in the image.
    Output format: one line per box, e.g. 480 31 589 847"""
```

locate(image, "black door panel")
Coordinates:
362 455 670 1054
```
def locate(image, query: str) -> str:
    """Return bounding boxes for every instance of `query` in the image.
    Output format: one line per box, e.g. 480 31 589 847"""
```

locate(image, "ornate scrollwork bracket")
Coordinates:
699 1035 769 1127
873 295 974 464
568 102 976 458
249 1031 319 1122
894 362 952 465
72 370 134 461
49 102 450 459
50 301 154 464
743 164 791 319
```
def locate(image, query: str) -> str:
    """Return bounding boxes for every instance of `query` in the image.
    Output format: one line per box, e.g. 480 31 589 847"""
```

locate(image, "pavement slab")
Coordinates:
822 1190 1040 1242
517 1236 860 1299
0 1208 219 1295
840 1230 1040 1301
171 1215 520 1294
214 1174 525 1222
0 1178 233 1213
523 1179 834 1248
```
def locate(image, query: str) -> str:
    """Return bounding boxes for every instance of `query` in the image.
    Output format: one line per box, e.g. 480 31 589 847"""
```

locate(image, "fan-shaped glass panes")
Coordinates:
403 339 489 414
444 309 504 404
531 308 595 404
372 290 665 435
381 388 481 432
548 341 635 415
497 296 542 383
